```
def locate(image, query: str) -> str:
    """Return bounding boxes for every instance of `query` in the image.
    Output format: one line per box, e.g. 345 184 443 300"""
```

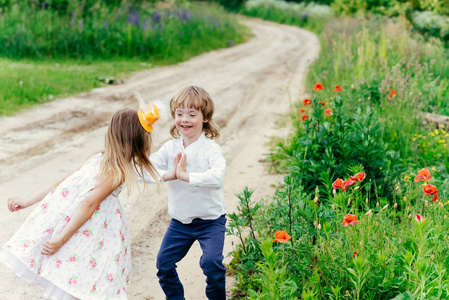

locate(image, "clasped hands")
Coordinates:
164 152 189 182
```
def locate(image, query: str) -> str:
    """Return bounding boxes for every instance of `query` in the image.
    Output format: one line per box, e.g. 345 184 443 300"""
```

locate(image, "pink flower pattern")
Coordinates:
2 153 131 299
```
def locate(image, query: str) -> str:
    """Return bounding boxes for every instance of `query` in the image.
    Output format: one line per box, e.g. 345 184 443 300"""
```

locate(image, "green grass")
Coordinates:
0 58 153 115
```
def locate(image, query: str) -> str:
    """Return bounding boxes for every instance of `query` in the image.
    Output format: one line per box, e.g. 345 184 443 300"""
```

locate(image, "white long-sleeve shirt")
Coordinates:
148 133 226 224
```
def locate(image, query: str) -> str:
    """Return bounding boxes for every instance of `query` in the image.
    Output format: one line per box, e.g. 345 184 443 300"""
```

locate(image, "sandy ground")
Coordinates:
0 18 319 300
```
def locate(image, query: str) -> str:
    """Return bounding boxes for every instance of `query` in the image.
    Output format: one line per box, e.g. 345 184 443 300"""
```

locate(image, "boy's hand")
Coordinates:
7 197 32 212
162 152 182 181
176 154 189 182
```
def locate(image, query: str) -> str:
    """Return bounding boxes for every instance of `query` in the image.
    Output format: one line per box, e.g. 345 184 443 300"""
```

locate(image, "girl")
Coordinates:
0 106 161 300
148 86 227 300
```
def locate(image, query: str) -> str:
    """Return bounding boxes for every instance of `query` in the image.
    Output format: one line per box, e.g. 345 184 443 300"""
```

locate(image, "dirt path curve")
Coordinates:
0 18 319 299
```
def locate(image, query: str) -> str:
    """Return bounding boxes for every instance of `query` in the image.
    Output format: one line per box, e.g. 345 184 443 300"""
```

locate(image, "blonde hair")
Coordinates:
169 86 220 139
100 108 159 193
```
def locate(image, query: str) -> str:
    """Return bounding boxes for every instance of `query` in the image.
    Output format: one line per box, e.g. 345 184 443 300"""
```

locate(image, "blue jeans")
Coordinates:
156 215 227 300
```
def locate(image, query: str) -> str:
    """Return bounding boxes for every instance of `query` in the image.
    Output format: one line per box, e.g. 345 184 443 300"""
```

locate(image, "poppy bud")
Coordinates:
354 186 360 191
431 255 435 260
365 209 372 217
445 215 448 220
425 200 429 207
359 240 363 247
346 290 350 295
348 198 352 205
332 189 336 195
394 203 398 209
403 196 407 202
332 204 335 210
395 186 399 191
317 223 321 230
376 202 380 207
408 214 412 219
383 204 388 210
314 221 318 227
314 196 319 203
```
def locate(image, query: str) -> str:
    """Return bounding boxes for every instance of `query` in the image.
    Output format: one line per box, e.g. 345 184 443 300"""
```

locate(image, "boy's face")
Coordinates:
175 103 205 142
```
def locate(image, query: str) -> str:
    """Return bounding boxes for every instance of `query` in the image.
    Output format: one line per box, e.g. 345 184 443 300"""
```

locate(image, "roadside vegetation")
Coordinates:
0 0 248 115
225 0 449 299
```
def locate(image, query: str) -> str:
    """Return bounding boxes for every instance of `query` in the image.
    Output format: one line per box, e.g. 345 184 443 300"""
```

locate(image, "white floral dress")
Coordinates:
0 153 131 300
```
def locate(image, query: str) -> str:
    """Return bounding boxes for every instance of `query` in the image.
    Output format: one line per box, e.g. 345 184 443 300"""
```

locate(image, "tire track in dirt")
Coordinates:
0 18 320 299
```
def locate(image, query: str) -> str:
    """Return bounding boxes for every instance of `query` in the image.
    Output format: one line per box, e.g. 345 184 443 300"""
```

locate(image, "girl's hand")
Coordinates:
7 197 32 212
41 237 64 255
176 154 189 182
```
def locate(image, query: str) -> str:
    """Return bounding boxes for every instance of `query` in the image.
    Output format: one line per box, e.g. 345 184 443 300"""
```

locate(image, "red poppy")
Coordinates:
388 89 397 99
299 109 305 113
415 214 425 223
342 178 356 192
414 168 431 182
302 114 309 121
351 172 366 182
353 251 358 258
332 178 343 189
303 99 312 106
321 102 326 106
422 184 438 201
314 83 324 91
324 108 333 116
273 230 291 243
334 85 343 92
342 214 359 226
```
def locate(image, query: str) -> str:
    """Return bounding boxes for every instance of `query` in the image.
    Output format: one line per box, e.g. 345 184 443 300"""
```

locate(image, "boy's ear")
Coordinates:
203 119 209 123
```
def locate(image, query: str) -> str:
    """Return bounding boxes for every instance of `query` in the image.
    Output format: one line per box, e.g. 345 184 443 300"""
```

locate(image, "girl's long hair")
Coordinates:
169 86 220 139
100 108 159 192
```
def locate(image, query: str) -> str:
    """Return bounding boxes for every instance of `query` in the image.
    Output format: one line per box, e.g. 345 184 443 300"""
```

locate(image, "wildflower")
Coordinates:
439 140 445 144
324 108 333 116
415 214 425 223
382 204 388 210
414 168 431 182
299 109 305 113
342 214 359 226
303 99 312 106
353 251 357 258
342 178 356 192
332 178 343 189
365 209 372 217
422 184 438 201
302 114 309 121
351 172 366 182
394 203 398 209
273 231 291 243
334 85 343 92
321 102 326 106
314 83 324 91
388 89 397 99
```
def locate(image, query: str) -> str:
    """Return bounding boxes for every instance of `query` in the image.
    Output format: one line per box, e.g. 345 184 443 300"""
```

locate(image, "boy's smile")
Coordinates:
175 105 205 146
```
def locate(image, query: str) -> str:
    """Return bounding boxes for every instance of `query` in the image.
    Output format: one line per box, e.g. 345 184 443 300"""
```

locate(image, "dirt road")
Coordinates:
0 18 319 299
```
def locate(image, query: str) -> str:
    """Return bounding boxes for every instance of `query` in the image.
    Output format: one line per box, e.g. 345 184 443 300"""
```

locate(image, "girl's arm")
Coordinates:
8 167 81 212
41 177 117 256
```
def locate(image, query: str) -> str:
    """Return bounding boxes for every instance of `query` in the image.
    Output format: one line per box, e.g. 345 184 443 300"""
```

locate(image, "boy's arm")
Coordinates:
8 166 81 212
41 177 117 255
177 146 226 189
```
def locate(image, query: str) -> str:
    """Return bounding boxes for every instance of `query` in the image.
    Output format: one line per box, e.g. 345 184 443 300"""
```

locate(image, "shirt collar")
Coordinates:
180 132 206 151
